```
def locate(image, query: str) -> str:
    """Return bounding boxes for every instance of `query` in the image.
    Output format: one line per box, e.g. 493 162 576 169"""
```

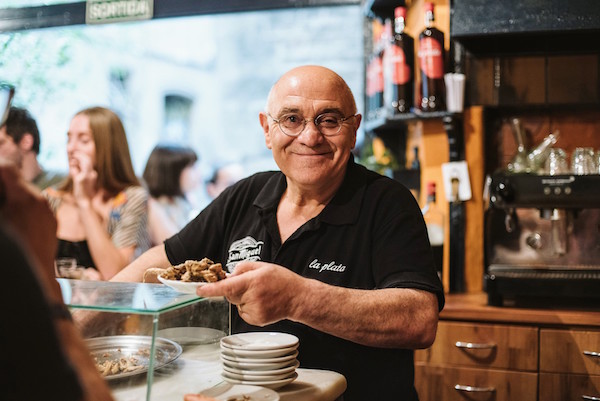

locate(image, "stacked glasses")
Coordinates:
544 147 598 175
571 147 598 175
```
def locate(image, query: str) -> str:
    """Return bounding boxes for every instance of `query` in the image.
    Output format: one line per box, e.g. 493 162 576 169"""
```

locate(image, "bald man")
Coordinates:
113 65 444 400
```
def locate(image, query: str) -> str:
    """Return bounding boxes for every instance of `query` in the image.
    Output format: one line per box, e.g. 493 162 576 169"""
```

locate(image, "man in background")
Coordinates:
0 106 64 189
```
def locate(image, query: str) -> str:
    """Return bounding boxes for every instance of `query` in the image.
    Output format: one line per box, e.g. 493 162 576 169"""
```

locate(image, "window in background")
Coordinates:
164 94 193 143
0 5 364 197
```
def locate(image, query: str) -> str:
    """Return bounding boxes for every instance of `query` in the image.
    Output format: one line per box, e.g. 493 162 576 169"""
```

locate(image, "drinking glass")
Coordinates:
544 148 568 175
527 132 558 174
571 147 596 175
55 257 77 278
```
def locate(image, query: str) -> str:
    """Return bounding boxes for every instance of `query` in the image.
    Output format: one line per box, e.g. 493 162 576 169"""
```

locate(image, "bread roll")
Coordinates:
143 267 167 283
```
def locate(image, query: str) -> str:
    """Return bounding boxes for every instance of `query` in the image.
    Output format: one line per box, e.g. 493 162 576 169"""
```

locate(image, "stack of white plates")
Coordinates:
220 332 300 390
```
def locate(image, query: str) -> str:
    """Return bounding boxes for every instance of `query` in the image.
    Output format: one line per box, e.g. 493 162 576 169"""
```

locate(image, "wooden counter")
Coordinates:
440 292 600 328
415 292 600 401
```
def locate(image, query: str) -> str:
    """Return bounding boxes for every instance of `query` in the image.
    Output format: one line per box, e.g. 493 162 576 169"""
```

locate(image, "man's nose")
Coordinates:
297 119 324 143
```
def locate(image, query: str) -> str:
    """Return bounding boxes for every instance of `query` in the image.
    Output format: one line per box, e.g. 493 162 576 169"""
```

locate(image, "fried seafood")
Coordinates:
94 353 145 377
160 258 226 283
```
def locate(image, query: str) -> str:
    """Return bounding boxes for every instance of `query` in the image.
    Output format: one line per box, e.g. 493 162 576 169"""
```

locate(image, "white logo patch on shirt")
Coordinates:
309 259 347 273
226 236 264 273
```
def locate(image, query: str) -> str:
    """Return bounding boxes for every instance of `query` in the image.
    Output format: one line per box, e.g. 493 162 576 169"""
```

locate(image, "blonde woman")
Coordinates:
45 107 150 280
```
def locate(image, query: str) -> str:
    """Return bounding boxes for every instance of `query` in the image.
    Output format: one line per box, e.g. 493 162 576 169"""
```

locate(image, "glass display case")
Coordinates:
59 279 230 401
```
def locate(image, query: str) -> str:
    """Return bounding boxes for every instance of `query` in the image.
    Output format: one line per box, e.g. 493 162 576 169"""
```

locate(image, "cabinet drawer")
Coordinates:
414 364 538 401
540 329 600 374
539 372 600 401
415 321 538 370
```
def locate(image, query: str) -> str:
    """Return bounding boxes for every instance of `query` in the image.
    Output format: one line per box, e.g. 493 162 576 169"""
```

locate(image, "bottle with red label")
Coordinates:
383 6 414 114
367 18 385 119
418 2 446 112
421 182 444 281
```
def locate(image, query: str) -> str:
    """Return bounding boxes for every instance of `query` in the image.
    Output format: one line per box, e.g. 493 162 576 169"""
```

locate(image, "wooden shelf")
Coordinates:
441 292 600 328
364 109 459 132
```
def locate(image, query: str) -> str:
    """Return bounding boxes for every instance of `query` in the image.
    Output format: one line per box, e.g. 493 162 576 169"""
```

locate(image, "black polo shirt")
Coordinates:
166 156 444 401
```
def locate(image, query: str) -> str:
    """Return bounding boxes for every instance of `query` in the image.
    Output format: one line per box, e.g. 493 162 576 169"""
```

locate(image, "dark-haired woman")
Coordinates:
142 144 200 246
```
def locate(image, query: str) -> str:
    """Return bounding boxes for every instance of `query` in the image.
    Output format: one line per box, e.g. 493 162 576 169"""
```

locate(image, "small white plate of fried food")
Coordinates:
157 258 227 294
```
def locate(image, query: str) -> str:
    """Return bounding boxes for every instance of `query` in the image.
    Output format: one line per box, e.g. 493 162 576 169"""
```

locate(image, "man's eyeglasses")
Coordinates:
267 112 357 137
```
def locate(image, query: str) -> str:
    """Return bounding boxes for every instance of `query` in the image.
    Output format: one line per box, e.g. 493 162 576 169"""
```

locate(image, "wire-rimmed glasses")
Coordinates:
267 112 357 137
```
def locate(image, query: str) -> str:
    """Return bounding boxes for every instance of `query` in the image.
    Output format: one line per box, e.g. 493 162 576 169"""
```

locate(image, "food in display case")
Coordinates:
60 279 230 400
88 335 182 380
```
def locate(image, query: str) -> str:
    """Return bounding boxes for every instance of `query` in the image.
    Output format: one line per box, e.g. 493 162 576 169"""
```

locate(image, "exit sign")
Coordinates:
86 0 153 24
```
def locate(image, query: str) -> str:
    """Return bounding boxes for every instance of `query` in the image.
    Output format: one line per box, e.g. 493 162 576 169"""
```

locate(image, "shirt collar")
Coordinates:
253 155 368 226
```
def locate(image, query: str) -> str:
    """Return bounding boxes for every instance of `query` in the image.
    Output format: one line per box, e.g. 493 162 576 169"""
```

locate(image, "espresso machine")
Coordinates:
485 172 600 306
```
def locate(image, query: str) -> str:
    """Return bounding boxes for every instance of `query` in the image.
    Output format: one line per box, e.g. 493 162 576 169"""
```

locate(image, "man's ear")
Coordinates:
18 133 34 152
350 114 361 150
259 112 273 150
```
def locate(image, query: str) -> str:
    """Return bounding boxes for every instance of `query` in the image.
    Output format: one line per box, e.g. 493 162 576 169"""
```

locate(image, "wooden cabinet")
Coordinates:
539 373 600 401
415 321 538 401
540 329 600 375
415 365 538 401
539 328 600 401
415 293 600 401
416 321 538 370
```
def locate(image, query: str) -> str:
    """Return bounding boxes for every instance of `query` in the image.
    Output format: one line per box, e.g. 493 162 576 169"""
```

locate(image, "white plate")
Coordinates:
222 372 298 390
220 344 298 359
200 383 280 401
221 332 299 350
221 357 298 371
220 350 298 364
222 360 299 376
156 327 227 345
157 275 210 294
221 369 296 382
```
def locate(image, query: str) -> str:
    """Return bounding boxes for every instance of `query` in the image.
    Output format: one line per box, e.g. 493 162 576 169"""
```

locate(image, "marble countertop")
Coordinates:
110 342 346 401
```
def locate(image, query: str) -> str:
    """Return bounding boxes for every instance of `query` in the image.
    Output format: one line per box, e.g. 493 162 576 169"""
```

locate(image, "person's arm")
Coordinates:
110 244 171 282
147 197 180 245
70 151 135 279
0 158 115 401
197 261 439 349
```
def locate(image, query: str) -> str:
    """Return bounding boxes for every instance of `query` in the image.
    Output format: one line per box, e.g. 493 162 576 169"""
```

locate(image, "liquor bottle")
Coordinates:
383 6 414 114
410 146 420 170
421 182 444 280
366 54 376 119
374 30 385 116
367 19 384 119
418 2 446 112
409 146 421 204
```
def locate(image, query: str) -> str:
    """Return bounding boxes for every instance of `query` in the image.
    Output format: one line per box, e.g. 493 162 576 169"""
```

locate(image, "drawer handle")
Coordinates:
582 396 600 400
583 350 600 359
455 341 497 350
454 384 496 393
